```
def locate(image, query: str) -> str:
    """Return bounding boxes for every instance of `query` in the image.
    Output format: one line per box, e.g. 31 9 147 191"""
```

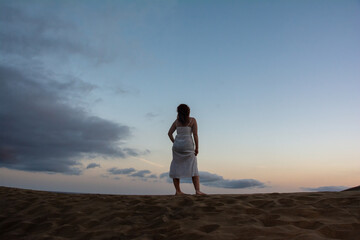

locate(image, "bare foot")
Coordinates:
195 191 206 195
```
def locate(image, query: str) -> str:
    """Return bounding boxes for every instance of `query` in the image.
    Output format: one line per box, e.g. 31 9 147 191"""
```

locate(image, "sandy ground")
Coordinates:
1 186 359 240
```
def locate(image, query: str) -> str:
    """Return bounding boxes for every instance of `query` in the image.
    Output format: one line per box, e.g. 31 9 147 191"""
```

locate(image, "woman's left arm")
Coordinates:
168 120 176 143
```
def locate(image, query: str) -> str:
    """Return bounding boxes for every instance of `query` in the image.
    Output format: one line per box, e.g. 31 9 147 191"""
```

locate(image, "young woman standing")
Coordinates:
168 104 205 195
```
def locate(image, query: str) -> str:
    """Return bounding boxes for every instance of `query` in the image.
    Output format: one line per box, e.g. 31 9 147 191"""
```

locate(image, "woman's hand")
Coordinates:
195 148 199 156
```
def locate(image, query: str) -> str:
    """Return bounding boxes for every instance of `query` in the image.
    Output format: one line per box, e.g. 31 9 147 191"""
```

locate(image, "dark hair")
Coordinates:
177 104 190 125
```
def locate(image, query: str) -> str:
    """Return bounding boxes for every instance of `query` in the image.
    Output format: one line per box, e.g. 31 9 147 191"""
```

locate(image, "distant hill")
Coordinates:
343 185 360 192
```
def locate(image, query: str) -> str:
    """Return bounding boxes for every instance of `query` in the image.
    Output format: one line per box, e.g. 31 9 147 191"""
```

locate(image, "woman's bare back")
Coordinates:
175 117 195 128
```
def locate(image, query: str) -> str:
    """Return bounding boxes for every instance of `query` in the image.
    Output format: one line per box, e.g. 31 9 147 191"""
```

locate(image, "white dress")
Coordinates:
169 126 199 178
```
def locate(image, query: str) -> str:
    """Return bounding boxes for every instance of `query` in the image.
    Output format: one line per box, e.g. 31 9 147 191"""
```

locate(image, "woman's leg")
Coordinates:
173 178 184 195
192 176 205 195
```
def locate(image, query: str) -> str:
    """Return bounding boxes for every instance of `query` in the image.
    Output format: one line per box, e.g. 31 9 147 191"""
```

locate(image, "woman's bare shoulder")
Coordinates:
173 119 179 126
190 117 197 127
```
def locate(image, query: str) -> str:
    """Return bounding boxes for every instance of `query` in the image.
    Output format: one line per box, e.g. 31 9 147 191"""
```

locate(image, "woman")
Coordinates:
168 104 205 195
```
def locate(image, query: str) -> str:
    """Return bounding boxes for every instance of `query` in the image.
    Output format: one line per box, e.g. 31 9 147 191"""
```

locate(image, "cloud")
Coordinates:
145 112 158 119
159 172 169 179
195 171 223 183
301 186 348 192
108 167 157 181
123 148 151 157
107 168 265 188
108 168 136 175
130 170 151 177
0 65 142 175
113 86 130 95
0 3 110 63
160 171 266 189
86 163 101 169
203 179 265 189
0 3 152 176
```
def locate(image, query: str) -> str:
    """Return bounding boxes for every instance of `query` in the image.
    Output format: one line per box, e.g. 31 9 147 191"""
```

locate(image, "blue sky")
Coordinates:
1 0 359 194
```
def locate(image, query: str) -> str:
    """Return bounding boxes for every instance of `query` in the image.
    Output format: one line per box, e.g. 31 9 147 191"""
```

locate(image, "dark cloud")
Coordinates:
86 163 100 169
0 65 140 174
160 171 266 189
108 168 136 175
301 186 348 192
0 2 149 175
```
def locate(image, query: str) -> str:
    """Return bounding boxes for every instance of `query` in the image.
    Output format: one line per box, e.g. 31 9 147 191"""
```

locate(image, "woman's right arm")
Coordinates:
192 118 199 156
168 120 176 143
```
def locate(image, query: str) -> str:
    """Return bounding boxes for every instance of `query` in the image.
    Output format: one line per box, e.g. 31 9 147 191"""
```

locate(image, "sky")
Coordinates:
1 0 359 195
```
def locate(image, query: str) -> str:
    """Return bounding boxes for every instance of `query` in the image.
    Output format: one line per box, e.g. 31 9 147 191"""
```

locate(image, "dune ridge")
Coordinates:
1 186 359 240
343 185 360 192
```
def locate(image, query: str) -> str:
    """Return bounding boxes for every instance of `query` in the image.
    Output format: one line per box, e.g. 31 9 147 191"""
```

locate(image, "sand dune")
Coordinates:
343 185 360 192
1 186 359 240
